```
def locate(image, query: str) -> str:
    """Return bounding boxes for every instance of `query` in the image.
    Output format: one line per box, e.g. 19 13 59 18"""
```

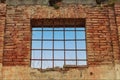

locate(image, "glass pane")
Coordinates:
42 61 52 69
43 31 53 39
54 61 64 68
77 41 86 49
66 51 76 59
54 28 64 30
66 61 76 65
43 28 53 30
76 28 85 30
77 61 87 65
32 50 41 59
77 51 86 59
65 28 75 30
76 31 85 39
65 41 75 49
32 41 41 49
54 41 64 49
32 28 42 30
43 41 52 49
54 31 64 39
31 60 41 68
54 51 64 59
32 31 42 39
43 51 52 59
65 31 75 39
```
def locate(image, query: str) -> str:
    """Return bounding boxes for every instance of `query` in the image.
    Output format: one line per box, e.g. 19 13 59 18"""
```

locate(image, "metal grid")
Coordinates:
31 27 87 69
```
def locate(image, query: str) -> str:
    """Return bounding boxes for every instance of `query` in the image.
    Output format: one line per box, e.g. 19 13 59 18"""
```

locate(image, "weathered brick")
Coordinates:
0 2 120 80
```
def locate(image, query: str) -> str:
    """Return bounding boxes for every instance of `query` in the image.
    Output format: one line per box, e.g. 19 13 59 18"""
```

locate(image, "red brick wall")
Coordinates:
87 6 120 65
2 4 120 66
115 3 120 63
3 6 31 66
0 3 6 63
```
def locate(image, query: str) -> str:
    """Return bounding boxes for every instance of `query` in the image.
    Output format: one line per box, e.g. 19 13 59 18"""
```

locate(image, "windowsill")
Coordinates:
34 65 88 72
63 65 88 68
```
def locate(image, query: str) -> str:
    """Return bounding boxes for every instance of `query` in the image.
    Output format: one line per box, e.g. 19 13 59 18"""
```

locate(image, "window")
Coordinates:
31 27 87 69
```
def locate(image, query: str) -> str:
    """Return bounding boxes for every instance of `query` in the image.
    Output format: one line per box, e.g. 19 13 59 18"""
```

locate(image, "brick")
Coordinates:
0 1 120 73
13 59 24 62
3 59 12 62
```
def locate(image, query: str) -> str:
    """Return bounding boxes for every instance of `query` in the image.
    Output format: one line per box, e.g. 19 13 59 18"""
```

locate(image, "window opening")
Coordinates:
31 27 87 69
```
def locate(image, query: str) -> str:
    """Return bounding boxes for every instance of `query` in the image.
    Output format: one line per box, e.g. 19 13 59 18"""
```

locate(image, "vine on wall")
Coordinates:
49 0 62 9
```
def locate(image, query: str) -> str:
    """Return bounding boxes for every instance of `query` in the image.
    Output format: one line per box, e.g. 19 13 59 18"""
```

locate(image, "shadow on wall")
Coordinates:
0 0 6 3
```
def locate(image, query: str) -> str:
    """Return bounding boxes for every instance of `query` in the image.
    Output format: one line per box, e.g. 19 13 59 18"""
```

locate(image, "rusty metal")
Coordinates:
31 18 85 27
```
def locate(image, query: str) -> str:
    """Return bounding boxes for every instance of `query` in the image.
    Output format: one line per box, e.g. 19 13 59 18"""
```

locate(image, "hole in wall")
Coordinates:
90 72 93 76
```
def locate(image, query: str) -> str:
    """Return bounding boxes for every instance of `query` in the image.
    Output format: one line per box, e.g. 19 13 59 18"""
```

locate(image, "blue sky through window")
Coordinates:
31 27 87 69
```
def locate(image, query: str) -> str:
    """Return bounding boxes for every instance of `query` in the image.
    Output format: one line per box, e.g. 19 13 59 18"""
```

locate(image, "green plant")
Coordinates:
108 0 117 4
49 0 62 9
53 4 60 9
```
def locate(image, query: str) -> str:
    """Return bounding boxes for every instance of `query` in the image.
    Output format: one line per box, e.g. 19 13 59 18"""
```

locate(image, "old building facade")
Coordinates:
0 0 120 79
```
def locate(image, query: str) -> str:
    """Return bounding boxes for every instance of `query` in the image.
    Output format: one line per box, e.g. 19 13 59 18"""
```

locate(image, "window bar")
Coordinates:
75 27 77 66
41 28 43 69
32 59 86 61
85 27 87 64
35 29 86 31
32 49 86 51
32 39 86 41
53 28 54 68
64 26 66 66
31 28 32 68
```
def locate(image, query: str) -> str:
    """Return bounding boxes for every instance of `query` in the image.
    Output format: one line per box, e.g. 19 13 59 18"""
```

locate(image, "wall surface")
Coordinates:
0 3 6 80
0 2 120 80
6 0 96 6
115 3 120 62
